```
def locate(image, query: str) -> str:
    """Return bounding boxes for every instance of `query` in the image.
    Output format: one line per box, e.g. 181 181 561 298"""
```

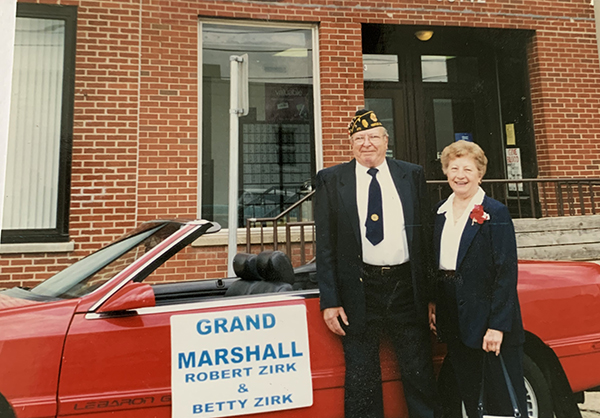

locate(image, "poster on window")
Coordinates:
506 148 523 192
265 84 311 123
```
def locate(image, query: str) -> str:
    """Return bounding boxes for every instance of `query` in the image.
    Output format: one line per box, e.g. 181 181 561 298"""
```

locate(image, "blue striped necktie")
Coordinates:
366 168 383 245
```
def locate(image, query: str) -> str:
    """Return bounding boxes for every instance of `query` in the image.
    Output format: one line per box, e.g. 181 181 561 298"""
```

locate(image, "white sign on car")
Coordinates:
171 304 313 418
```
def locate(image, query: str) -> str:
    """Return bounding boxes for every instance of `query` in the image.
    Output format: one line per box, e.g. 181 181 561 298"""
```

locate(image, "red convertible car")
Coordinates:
0 219 599 418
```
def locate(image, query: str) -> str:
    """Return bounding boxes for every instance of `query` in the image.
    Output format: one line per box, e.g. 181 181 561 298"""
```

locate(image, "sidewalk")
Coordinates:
581 392 600 417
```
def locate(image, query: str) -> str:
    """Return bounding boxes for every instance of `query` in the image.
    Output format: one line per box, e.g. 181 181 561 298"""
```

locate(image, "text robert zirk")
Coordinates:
170 304 313 418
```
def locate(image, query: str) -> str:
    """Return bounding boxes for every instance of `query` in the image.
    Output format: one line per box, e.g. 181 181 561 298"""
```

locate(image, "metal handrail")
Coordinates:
245 191 314 254
244 177 600 262
429 177 600 217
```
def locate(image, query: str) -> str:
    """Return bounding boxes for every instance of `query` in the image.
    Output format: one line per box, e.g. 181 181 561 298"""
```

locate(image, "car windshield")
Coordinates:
30 221 184 299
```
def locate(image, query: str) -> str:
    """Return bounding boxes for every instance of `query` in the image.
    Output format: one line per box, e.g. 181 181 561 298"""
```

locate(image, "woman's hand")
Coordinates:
428 302 437 335
323 307 348 336
482 328 503 356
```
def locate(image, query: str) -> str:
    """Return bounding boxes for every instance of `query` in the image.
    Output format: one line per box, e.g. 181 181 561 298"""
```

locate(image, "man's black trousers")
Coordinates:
342 263 442 418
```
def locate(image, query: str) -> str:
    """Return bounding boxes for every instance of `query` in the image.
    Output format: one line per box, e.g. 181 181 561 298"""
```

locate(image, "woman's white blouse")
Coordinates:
438 187 486 270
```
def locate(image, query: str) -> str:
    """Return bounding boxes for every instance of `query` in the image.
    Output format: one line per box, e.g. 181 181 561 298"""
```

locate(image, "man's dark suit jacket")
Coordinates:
315 157 433 334
433 195 525 348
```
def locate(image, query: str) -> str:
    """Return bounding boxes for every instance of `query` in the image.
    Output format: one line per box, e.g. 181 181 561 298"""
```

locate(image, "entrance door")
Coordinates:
363 24 538 215
364 52 503 181
420 54 504 181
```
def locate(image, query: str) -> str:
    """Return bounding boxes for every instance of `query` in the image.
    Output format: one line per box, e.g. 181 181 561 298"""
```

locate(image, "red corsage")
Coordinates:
469 204 490 225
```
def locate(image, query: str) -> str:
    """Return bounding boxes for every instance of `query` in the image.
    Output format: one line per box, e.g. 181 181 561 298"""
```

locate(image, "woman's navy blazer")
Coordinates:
433 195 525 349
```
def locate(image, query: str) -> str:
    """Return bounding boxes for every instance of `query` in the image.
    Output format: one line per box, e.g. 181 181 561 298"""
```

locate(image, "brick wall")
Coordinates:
527 16 600 178
1 0 599 287
71 0 140 248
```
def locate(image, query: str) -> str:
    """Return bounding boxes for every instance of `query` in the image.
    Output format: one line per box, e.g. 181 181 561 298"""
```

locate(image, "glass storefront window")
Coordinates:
200 22 317 228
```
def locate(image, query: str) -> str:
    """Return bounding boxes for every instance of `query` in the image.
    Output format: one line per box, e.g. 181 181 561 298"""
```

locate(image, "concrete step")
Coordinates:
514 215 600 261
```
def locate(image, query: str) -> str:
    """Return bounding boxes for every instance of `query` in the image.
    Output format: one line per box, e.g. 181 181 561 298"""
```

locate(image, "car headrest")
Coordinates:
256 250 295 285
232 253 262 281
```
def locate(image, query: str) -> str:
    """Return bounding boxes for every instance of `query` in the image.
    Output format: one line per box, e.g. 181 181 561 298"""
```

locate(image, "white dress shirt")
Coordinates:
356 160 409 266
438 186 486 270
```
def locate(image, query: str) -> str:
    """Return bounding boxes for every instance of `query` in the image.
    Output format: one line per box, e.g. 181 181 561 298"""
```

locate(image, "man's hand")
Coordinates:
428 302 437 335
482 328 504 356
323 307 349 336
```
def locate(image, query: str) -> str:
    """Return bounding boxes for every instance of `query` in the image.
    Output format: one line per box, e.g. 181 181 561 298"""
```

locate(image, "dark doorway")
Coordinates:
362 24 538 215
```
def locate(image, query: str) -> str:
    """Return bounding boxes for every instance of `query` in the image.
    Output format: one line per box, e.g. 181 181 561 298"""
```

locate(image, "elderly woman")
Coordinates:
429 141 527 417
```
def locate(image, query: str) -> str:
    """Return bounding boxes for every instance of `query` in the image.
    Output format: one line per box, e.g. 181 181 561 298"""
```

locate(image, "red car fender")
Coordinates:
518 260 600 393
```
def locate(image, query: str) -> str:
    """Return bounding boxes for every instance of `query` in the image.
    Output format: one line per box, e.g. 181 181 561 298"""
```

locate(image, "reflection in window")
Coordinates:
433 99 454 156
433 98 476 158
363 54 399 82
201 22 316 228
365 98 395 158
421 56 479 83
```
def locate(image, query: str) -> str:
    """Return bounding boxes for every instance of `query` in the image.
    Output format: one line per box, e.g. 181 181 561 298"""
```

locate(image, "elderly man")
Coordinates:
315 109 442 418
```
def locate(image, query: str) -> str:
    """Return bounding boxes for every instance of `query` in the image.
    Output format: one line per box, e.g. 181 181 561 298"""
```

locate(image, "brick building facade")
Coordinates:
1 0 599 287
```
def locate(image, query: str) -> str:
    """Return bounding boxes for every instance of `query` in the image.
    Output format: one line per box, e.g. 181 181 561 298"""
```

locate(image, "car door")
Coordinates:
58 294 335 418
55 229 347 418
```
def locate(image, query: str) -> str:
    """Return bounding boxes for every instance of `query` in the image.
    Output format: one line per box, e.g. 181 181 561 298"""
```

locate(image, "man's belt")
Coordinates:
439 269 456 277
362 262 410 276
438 269 460 283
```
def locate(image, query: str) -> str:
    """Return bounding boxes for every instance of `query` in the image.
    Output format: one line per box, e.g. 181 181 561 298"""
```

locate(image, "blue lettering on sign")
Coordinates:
258 362 297 375
263 313 275 328
193 399 247 414
215 348 228 365
198 351 212 367
215 318 227 334
196 319 211 335
246 314 260 330
262 344 277 361
246 345 260 362
254 394 293 407
195 314 276 335
178 342 303 369
291 341 303 357
179 352 195 369
230 316 244 332
278 342 290 359
231 346 244 363
184 367 253 383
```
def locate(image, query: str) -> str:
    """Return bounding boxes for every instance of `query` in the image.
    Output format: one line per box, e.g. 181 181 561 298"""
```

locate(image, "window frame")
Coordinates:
196 18 323 229
1 3 77 244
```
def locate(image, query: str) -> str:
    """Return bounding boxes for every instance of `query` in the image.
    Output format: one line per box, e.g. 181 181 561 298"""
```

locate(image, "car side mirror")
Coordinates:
97 282 155 313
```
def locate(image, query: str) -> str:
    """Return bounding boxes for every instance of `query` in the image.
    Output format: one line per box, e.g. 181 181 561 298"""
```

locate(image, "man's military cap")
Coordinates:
348 109 383 136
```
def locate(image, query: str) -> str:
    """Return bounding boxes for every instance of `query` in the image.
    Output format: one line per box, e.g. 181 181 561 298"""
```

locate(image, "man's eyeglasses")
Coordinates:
352 134 384 145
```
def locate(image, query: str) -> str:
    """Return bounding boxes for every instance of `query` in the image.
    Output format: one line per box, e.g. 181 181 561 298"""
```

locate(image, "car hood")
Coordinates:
0 292 41 310
0 288 68 313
